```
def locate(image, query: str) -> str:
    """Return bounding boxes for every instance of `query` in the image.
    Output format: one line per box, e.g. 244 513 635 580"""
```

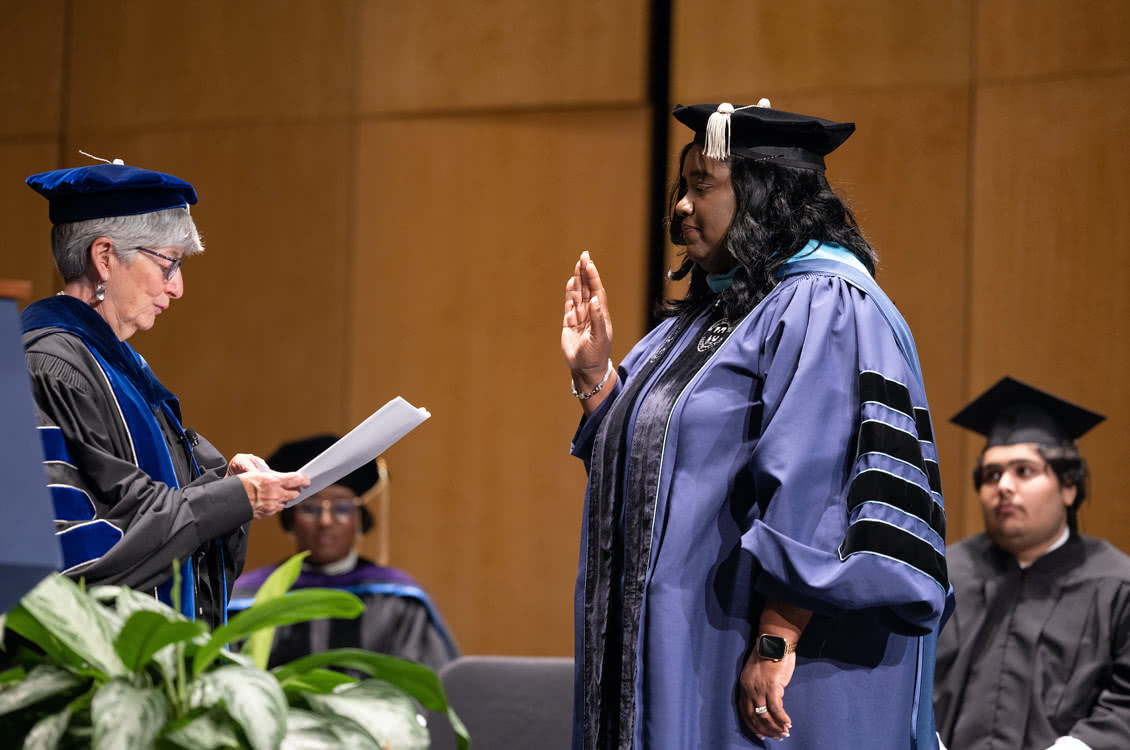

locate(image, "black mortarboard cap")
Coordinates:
26 162 197 224
951 376 1105 448
672 99 855 171
270 434 379 533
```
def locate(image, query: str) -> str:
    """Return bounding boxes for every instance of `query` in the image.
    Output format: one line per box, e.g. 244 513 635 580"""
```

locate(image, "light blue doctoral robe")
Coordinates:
571 246 951 749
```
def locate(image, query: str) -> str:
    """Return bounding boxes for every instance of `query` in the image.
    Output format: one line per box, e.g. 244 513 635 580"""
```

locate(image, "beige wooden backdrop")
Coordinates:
2 0 1127 657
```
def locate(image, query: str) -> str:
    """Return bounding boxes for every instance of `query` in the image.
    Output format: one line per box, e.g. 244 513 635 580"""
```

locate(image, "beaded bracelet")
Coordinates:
571 359 614 400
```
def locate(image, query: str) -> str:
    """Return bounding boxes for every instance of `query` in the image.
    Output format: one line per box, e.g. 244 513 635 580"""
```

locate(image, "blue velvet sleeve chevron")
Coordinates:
842 371 947 593
740 273 949 635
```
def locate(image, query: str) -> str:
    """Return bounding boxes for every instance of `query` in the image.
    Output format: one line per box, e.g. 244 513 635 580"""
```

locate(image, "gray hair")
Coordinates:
51 207 204 281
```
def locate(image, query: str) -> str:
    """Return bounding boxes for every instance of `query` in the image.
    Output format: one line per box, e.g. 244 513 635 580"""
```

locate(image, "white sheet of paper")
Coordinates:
285 396 430 506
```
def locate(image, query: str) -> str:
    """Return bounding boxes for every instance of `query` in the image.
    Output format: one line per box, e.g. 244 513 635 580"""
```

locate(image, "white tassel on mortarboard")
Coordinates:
703 98 772 161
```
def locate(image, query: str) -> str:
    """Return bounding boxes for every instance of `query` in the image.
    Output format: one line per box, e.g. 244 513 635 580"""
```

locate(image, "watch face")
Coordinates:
758 635 786 660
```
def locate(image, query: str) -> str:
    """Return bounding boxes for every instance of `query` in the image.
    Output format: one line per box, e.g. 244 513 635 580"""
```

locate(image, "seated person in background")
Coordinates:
230 435 458 671
934 377 1130 750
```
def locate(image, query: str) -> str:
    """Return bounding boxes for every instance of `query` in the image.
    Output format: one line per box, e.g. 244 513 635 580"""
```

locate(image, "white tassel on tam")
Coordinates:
703 102 735 161
703 99 771 161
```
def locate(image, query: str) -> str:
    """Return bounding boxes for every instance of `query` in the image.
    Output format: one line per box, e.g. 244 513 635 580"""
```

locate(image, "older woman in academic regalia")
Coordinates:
562 101 952 749
20 161 308 627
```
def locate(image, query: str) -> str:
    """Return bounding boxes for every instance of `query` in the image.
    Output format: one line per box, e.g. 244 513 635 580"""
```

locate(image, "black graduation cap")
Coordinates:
951 376 1105 448
672 99 855 171
26 161 197 224
269 434 380 533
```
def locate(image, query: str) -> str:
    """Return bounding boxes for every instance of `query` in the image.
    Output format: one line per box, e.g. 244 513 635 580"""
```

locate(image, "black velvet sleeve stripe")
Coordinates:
840 519 948 590
858 420 927 474
924 459 942 494
859 370 914 418
913 408 934 443
847 469 946 541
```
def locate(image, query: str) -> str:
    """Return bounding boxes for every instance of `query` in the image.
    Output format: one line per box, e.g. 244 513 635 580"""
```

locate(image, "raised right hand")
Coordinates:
561 251 614 387
238 470 310 520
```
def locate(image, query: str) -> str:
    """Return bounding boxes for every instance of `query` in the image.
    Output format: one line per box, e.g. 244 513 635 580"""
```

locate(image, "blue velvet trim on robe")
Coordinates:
22 296 199 619
777 243 943 750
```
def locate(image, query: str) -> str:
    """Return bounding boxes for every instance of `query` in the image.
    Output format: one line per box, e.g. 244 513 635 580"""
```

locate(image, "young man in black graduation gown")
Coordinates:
934 377 1130 750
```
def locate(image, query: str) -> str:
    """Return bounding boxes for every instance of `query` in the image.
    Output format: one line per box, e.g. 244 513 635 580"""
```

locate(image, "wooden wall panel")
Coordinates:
67 0 357 131
357 0 647 113
0 143 63 302
0 1 64 136
348 109 651 655
59 123 356 569
793 89 973 539
977 0 1130 81
672 0 972 101
968 74 1130 546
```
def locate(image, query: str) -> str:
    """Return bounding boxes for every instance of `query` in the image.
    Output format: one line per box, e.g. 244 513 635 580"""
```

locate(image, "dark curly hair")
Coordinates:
972 443 1090 531
662 142 876 321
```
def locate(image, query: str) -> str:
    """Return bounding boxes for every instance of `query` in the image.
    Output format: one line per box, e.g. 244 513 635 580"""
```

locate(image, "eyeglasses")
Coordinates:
294 497 362 523
135 247 183 281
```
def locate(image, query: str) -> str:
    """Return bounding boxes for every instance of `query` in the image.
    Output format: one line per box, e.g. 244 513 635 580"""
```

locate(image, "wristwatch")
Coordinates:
757 634 797 662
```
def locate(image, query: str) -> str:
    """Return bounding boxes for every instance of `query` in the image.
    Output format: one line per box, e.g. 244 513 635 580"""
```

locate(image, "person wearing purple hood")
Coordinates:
229 435 457 671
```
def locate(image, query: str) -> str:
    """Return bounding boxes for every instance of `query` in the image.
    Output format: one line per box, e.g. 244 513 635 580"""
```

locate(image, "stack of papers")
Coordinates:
286 397 430 506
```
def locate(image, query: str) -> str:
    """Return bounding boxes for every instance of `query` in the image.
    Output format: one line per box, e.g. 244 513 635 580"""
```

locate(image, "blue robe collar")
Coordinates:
22 295 199 618
21 295 181 418
778 241 925 386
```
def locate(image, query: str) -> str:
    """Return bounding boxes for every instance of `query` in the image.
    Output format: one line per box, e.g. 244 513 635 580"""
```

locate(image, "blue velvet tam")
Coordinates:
26 163 197 224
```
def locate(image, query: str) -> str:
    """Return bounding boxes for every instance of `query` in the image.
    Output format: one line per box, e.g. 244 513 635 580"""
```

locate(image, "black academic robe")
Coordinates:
23 327 250 629
935 532 1130 749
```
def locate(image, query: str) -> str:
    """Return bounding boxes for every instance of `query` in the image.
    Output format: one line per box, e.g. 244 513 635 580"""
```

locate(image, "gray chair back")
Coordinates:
427 655 574 750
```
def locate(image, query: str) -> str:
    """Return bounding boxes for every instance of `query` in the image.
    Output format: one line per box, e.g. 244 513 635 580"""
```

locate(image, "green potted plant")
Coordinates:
0 553 469 749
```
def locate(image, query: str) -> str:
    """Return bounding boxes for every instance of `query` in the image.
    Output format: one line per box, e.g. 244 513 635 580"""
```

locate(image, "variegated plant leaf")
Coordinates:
279 667 355 696
242 551 309 669
2 607 80 670
0 665 83 717
114 611 204 673
189 666 286 750
282 708 382 750
217 647 257 669
302 679 429 750
91 679 169 750
19 575 126 678
160 710 243 750
21 706 72 750
88 585 184 622
0 666 26 685
272 647 468 748
92 584 188 680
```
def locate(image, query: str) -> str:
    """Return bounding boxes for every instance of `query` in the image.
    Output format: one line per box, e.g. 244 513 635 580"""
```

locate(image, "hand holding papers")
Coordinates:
286 397 430 506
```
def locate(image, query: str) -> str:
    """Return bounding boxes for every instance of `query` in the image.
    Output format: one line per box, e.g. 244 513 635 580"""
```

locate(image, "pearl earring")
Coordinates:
95 282 106 302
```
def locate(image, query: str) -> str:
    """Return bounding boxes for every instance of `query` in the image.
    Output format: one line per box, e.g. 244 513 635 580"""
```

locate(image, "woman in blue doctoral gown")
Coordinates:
561 101 952 749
